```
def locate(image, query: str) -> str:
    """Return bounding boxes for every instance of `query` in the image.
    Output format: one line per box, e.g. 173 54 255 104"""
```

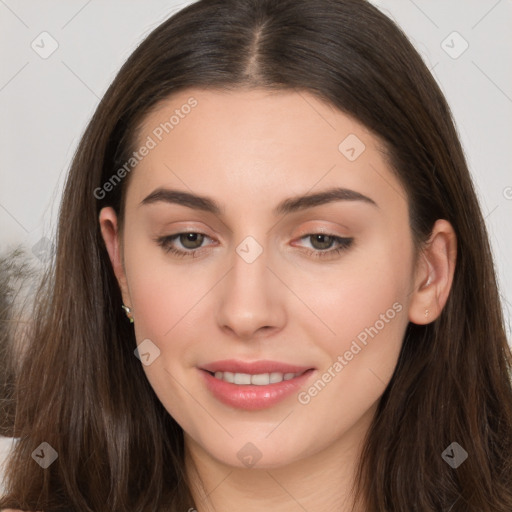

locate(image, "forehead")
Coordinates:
125 87 406 217
137 87 373 157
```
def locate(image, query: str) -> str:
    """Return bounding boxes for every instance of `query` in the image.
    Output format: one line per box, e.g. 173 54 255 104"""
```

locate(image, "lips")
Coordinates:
199 359 313 375
198 359 316 410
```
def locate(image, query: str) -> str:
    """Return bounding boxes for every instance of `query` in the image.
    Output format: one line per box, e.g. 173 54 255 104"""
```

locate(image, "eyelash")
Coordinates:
155 232 354 260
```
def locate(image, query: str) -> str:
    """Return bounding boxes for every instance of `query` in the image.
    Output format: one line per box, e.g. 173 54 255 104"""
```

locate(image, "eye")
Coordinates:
294 233 353 259
154 231 353 260
155 232 214 258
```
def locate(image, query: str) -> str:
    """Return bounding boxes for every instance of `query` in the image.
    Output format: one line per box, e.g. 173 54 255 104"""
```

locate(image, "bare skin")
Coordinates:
99 88 456 511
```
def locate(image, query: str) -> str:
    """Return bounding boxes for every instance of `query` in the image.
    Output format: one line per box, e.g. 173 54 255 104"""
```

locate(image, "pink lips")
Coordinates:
198 359 315 410
200 359 312 375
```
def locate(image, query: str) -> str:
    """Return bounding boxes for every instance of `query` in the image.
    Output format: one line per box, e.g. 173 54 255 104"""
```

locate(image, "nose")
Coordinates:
215 239 286 341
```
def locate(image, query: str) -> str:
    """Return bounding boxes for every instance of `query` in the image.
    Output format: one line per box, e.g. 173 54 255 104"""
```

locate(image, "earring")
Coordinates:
121 304 134 323
425 309 430 318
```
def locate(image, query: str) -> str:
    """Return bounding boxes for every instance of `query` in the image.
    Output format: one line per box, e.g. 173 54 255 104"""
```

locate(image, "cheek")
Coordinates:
292 240 412 438
123 236 218 402
294 230 414 375
123 239 209 424
124 233 210 339
310 232 410 315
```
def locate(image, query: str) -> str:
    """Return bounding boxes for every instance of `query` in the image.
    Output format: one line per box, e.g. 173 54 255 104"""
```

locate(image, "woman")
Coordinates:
1 0 511 510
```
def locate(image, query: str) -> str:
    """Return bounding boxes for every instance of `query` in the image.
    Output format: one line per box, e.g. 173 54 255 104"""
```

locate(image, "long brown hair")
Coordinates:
1 0 511 510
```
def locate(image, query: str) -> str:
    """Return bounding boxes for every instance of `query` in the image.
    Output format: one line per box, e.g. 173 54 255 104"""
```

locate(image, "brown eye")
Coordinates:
155 232 213 258
309 234 336 250
294 233 354 260
179 232 205 249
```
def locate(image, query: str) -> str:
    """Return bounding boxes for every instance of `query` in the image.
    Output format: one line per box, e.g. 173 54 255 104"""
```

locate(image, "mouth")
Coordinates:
198 359 316 410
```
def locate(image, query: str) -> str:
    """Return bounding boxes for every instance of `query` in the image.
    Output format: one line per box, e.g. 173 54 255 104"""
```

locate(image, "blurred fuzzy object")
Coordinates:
0 245 42 437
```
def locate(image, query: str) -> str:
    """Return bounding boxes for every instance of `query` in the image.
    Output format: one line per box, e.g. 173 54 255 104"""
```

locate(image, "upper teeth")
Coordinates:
213 371 303 385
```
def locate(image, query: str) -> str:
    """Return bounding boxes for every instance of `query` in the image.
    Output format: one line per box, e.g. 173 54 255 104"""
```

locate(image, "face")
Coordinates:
100 88 419 470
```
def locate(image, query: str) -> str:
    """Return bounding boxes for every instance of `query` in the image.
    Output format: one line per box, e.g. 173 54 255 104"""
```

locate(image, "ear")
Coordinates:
98 206 131 308
408 219 457 325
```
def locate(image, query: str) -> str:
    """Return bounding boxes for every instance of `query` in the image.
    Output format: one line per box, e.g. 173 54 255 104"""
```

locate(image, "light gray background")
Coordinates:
1 0 511 490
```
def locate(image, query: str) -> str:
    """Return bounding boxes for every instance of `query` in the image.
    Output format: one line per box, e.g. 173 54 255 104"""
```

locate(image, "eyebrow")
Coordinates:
139 186 378 216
